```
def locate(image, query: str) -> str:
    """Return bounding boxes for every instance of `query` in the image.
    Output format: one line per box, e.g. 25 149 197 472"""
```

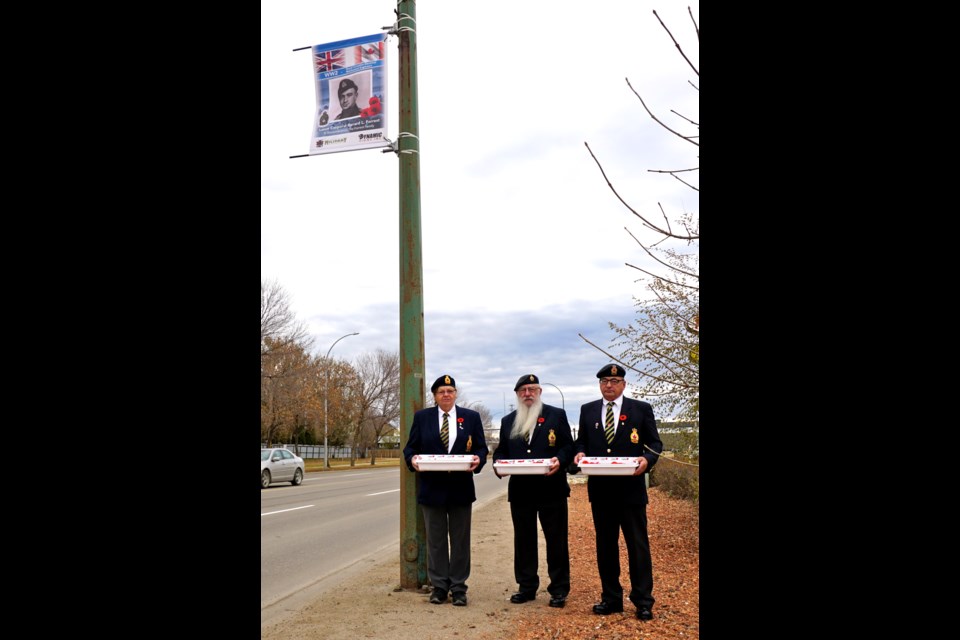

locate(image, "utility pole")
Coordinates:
396 0 426 590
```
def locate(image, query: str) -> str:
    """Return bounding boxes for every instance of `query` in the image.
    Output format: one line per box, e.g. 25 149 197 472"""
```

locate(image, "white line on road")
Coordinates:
366 489 400 496
261 505 314 517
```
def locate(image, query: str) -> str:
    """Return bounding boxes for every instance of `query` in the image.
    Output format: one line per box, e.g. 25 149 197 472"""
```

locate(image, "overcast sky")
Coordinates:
261 1 700 429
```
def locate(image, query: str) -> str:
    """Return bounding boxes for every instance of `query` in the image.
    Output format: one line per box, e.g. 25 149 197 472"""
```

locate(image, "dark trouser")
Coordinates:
590 501 655 609
421 503 472 594
510 500 570 597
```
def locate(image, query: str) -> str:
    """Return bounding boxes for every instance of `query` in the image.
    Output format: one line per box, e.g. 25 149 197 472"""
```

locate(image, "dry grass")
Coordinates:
512 483 699 640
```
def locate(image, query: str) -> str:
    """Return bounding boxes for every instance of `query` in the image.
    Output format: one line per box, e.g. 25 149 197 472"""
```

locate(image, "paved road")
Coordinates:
260 465 506 624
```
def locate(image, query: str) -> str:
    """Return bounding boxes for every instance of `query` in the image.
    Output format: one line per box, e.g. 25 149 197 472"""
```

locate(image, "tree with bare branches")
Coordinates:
582 7 699 420
345 349 400 466
261 279 311 371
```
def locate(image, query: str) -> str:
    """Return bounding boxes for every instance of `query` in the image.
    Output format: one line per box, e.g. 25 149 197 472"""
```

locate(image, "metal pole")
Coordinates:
324 332 359 469
397 0 426 590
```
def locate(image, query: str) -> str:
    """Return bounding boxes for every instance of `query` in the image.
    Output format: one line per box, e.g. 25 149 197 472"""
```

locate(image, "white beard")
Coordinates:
510 399 542 442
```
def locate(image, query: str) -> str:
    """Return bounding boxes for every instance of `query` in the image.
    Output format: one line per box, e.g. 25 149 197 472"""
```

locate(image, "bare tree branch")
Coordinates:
577 333 639 373
653 9 699 77
669 109 699 128
624 227 699 278
670 173 699 192
585 142 698 241
625 262 699 290
647 167 698 174
625 78 698 147
688 5 700 42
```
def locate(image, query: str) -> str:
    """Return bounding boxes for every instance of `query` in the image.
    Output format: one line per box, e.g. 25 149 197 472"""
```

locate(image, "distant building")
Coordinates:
378 424 401 448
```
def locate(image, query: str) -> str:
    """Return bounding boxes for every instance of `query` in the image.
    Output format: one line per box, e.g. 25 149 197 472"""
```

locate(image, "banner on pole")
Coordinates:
308 33 388 155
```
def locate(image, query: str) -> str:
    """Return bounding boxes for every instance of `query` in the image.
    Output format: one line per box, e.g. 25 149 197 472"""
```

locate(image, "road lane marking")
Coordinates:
261 505 314 517
366 489 400 496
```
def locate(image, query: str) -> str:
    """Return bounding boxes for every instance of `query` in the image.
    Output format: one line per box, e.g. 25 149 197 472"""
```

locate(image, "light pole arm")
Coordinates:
542 382 565 411
324 332 359 469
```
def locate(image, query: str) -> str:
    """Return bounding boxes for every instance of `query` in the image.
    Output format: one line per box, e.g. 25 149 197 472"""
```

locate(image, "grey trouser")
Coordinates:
421 503 472 594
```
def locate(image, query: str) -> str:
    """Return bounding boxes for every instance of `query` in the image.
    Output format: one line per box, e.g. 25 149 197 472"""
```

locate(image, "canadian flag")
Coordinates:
354 42 384 64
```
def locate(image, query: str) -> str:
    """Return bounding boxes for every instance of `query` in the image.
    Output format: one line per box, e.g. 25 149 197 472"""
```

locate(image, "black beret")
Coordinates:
596 364 625 379
338 78 358 96
430 374 456 393
514 374 540 391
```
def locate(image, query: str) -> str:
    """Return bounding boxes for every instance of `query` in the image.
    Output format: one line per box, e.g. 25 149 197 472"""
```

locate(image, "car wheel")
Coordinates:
261 470 271 489
291 468 303 486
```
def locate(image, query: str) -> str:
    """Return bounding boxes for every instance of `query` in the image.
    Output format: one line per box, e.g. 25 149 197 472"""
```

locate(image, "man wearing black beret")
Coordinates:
403 374 488 607
573 364 663 621
334 77 361 120
493 373 574 609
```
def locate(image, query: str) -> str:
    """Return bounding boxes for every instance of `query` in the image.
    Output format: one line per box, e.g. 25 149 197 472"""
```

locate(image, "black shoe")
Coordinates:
592 601 624 615
548 595 567 608
510 591 536 604
452 592 467 607
636 606 653 620
429 589 448 604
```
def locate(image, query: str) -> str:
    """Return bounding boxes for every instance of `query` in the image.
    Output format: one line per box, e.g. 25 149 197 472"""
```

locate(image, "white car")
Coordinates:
261 448 305 488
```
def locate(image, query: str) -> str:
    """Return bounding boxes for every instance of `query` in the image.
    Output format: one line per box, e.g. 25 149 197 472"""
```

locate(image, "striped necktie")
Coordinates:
605 402 615 444
441 413 450 450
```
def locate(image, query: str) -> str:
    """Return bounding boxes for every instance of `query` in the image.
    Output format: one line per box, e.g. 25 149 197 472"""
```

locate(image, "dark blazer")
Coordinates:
335 104 361 119
403 405 488 507
493 403 573 505
575 397 663 505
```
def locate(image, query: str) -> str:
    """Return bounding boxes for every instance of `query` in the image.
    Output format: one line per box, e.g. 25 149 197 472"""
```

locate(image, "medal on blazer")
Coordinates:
466 435 472 452
630 428 639 444
548 429 556 446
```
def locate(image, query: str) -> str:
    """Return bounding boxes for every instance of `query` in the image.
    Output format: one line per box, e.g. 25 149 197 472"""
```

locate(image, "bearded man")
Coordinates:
492 374 574 608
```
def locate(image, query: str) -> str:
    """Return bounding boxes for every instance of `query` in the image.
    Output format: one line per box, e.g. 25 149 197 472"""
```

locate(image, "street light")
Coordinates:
324 332 359 469
542 382 565 410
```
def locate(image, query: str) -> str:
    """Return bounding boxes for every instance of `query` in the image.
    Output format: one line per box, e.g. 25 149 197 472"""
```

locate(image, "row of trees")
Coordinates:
261 280 401 464
261 280 507 459
261 279 501 462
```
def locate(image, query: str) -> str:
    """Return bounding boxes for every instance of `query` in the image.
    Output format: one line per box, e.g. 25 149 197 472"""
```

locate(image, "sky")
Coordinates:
261 1 699 429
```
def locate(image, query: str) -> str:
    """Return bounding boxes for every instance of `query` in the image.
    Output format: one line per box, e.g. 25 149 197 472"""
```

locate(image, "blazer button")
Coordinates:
606 448 612 454
526 449 531 454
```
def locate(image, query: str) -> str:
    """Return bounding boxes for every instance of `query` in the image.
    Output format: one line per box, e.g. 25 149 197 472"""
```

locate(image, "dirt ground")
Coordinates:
260 479 699 640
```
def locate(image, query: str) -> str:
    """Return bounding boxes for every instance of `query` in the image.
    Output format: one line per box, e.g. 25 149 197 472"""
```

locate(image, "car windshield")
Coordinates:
261 450 271 461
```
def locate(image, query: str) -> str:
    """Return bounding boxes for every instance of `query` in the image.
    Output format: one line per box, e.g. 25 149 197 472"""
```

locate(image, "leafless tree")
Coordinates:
582 7 699 419
261 279 311 372
345 349 400 466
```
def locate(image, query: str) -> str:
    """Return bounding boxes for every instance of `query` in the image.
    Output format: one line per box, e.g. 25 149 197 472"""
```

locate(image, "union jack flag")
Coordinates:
314 49 345 73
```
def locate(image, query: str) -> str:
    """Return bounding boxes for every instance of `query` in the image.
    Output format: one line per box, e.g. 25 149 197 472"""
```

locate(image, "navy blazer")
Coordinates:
575 396 663 505
493 403 573 505
403 405 488 507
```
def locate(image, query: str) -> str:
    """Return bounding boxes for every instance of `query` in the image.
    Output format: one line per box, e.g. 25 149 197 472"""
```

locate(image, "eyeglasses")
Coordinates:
435 388 456 395
599 378 624 385
518 386 541 394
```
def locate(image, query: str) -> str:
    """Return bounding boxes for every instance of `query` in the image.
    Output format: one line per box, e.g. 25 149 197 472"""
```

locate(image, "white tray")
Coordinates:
493 459 552 475
578 456 639 476
415 454 474 471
